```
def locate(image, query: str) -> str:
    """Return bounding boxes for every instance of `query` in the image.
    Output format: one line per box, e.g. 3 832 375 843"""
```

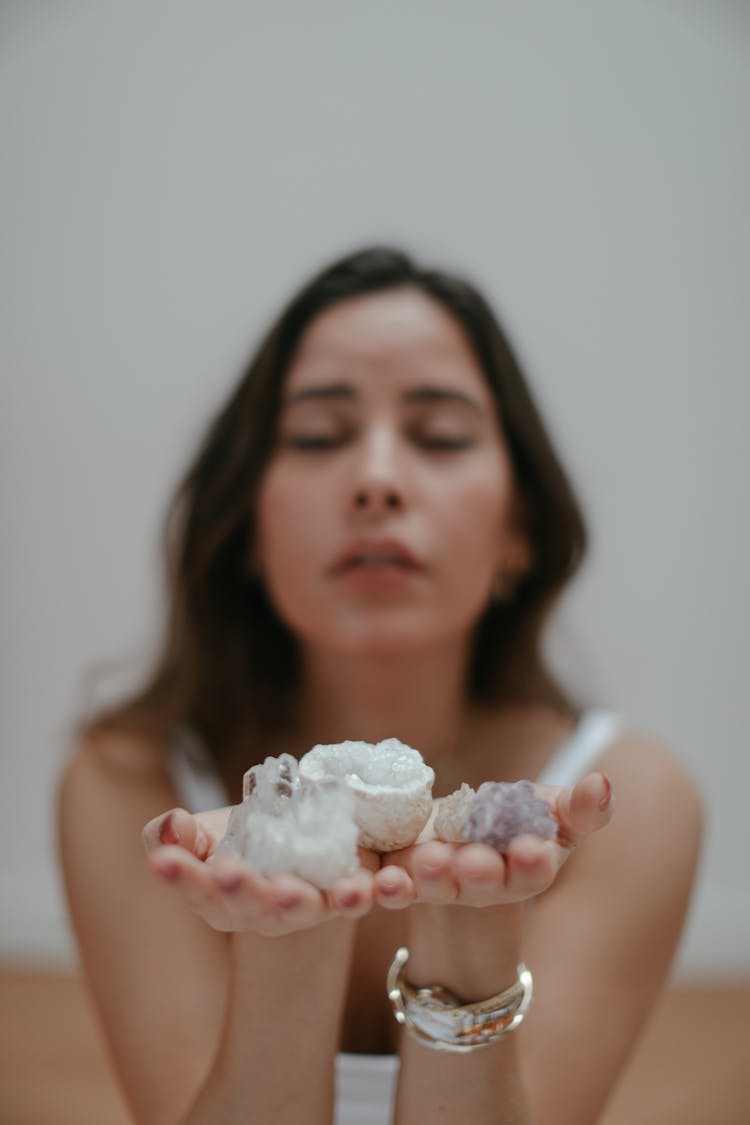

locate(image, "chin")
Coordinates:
307 607 474 659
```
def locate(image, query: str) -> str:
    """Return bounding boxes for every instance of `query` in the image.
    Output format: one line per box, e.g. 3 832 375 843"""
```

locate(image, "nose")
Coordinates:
353 486 402 512
349 426 406 517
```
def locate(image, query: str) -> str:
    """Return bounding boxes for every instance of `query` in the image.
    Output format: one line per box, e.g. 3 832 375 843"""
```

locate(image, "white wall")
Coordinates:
1 0 748 976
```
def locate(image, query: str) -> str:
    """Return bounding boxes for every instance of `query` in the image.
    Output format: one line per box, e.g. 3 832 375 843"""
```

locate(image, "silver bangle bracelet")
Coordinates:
386 946 533 1053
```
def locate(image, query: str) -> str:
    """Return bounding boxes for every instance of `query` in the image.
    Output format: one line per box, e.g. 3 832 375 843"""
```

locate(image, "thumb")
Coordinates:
551 773 613 848
142 807 200 856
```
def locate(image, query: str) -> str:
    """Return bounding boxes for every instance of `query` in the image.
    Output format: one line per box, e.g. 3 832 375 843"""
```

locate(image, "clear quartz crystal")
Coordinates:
242 752 300 807
465 780 557 852
217 755 359 889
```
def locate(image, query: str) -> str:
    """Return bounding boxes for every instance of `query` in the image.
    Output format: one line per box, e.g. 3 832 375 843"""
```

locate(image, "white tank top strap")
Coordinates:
167 728 229 813
536 708 625 788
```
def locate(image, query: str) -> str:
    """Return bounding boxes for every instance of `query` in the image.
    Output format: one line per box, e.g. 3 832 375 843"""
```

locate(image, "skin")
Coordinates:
59 289 703 1125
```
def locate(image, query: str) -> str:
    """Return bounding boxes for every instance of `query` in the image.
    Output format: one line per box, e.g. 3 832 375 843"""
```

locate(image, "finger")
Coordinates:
148 843 228 921
373 864 416 910
265 873 329 932
142 808 196 854
504 835 558 897
147 841 196 880
328 869 375 918
357 847 382 875
408 842 459 905
453 843 508 906
207 857 277 928
553 772 613 848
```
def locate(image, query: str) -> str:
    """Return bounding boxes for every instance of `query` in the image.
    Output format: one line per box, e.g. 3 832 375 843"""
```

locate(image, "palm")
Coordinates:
143 804 379 936
373 771 612 909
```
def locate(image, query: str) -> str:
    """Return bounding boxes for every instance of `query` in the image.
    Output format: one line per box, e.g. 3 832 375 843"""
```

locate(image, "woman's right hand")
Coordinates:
142 806 379 937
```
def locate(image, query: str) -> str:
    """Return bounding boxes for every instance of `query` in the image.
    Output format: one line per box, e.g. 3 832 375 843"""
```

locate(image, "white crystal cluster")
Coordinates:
299 738 435 851
217 753 359 889
217 739 435 886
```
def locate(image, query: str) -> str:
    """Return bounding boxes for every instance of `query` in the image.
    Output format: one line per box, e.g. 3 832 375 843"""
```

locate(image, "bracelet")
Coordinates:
386 946 533 1053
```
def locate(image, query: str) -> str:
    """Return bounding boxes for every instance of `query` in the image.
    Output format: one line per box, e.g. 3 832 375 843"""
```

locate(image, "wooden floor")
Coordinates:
1 972 749 1123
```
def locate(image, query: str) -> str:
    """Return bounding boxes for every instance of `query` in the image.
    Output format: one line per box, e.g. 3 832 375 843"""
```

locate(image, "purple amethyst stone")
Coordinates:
466 780 557 852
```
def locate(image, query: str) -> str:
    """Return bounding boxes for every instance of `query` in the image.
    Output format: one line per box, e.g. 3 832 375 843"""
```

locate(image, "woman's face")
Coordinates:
255 288 529 657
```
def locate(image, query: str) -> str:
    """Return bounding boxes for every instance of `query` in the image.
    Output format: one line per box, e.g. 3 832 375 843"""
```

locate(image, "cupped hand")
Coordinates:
143 806 379 937
373 771 613 910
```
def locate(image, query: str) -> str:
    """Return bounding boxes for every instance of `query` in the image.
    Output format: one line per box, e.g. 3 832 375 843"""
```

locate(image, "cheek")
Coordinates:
254 467 329 592
435 462 512 558
428 464 513 610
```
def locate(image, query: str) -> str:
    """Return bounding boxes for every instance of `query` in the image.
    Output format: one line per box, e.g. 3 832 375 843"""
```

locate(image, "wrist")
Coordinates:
404 902 522 1000
231 916 357 998
194 921 356 1116
216 920 356 1085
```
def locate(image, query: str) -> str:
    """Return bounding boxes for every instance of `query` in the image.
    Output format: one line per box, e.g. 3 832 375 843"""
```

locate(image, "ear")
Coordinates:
491 527 533 604
496 531 533 577
496 491 534 576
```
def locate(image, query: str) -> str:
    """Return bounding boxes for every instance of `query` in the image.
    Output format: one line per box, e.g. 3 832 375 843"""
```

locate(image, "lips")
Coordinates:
329 538 425 575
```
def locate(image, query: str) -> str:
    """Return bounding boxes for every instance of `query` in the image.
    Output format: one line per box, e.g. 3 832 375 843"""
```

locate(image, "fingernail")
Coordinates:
156 859 179 881
379 881 399 896
159 812 179 845
217 873 242 892
598 775 612 809
277 892 300 910
340 891 360 908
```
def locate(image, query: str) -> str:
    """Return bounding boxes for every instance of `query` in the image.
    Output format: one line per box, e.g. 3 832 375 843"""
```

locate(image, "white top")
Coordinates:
535 709 624 787
167 708 625 1125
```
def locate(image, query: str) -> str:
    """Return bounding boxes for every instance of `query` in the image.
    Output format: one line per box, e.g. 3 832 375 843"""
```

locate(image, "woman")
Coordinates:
59 246 702 1125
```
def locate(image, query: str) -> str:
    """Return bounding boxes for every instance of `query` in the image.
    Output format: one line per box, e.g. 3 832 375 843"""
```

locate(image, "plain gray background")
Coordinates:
1 0 748 976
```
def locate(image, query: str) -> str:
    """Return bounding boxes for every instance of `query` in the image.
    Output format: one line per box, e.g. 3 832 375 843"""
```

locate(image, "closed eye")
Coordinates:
417 435 475 450
285 434 347 450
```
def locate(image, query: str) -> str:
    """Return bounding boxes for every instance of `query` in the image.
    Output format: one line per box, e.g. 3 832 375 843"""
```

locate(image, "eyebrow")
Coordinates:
283 381 484 414
403 386 484 414
284 382 355 407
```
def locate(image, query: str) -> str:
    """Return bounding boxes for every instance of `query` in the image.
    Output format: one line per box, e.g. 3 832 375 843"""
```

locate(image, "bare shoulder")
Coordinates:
546 725 704 913
58 724 185 955
58 724 179 847
596 725 703 851
58 728 227 1124
61 722 170 793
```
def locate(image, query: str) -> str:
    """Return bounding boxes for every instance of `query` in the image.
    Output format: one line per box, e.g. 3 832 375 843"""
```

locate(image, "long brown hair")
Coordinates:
84 246 587 764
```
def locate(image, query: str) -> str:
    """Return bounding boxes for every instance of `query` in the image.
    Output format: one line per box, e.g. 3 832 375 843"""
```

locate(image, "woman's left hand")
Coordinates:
373 771 613 909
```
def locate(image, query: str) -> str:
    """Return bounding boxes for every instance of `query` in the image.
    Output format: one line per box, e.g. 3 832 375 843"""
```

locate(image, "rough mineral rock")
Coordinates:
217 755 358 888
433 782 476 842
465 780 557 852
299 738 435 851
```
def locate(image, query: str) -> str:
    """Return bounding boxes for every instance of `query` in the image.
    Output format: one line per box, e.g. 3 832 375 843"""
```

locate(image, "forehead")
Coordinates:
284 288 492 401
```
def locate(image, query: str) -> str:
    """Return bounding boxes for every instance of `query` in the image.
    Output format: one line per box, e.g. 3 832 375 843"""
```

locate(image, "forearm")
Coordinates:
394 904 534 1125
183 918 355 1125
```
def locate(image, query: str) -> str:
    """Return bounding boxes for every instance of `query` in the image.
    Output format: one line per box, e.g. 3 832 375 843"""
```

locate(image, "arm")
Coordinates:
374 740 702 1125
58 732 371 1125
183 923 356 1124
519 736 702 1124
395 902 531 1124
145 812 376 1125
